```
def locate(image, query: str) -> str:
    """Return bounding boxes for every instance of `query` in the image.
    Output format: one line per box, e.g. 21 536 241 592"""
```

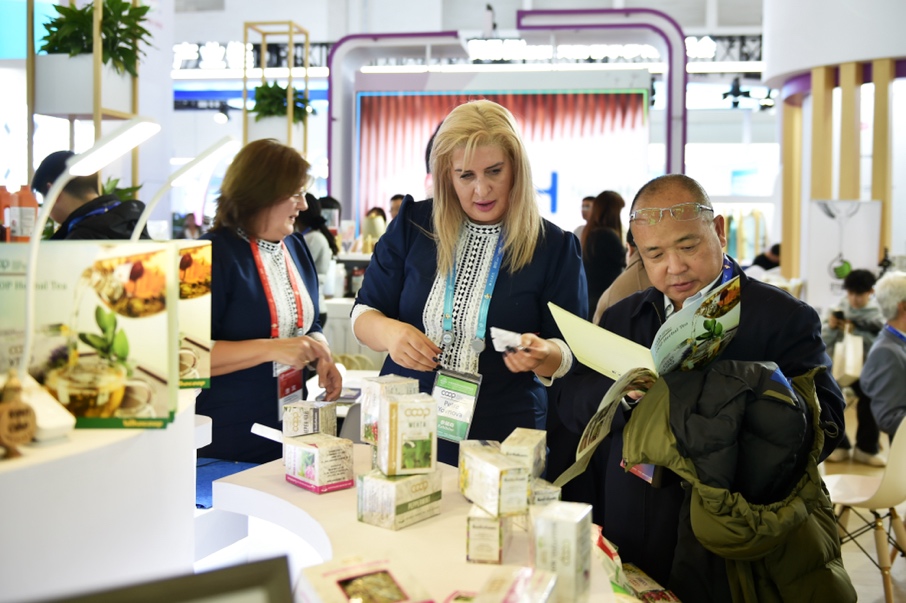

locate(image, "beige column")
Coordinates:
838 62 862 200
872 59 894 261
811 66 835 201
782 100 803 280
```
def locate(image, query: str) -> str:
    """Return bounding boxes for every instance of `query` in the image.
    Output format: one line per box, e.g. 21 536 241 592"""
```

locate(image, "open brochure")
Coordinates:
549 275 741 486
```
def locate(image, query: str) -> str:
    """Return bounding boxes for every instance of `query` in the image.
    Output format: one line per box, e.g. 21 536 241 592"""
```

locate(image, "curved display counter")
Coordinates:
213 444 617 599
0 390 198 603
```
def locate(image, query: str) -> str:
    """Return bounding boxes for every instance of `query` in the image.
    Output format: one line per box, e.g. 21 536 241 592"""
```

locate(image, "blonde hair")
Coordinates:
429 99 542 275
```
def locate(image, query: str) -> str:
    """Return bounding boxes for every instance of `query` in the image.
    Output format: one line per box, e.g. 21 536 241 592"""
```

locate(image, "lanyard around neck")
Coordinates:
442 231 506 353
885 324 906 344
250 238 304 339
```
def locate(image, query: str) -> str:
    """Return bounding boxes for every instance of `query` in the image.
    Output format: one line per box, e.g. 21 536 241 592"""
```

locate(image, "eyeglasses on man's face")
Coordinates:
629 202 713 226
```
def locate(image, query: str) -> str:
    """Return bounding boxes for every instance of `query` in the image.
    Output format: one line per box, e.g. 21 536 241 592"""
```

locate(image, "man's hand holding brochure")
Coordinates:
550 276 742 487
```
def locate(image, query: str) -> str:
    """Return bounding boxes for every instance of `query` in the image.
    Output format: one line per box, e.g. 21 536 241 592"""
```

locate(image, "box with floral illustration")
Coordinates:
460 446 529 517
0 242 181 428
284 432 354 493
360 374 418 445
175 241 211 389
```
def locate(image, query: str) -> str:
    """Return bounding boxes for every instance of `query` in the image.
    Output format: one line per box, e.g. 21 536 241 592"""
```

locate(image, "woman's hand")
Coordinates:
502 333 554 375
315 356 343 400
386 322 442 371
270 335 332 370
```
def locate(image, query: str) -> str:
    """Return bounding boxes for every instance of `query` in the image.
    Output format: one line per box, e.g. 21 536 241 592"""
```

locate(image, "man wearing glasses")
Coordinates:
551 174 848 601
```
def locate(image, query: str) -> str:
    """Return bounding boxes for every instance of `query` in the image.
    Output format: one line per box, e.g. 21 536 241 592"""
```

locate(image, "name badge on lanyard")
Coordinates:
249 238 306 420
431 369 482 442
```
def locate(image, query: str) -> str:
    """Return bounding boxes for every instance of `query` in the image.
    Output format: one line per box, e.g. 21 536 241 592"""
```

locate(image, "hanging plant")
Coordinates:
39 0 152 78
251 81 316 124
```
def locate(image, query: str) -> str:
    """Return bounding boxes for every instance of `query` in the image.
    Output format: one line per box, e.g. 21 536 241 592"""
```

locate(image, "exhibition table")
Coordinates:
213 444 616 599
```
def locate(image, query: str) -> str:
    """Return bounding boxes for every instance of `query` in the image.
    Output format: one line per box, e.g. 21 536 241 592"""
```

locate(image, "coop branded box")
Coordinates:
284 433 354 494
466 505 514 564
460 446 529 517
377 392 437 476
297 555 432 603
501 427 547 478
283 400 337 437
356 469 442 530
474 566 558 603
533 502 593 603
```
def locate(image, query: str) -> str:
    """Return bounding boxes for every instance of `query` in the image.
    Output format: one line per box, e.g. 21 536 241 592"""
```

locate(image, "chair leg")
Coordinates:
873 514 895 603
891 508 906 567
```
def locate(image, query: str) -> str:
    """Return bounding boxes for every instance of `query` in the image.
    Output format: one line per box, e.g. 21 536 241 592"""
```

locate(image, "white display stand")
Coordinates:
213 444 616 599
0 391 198 603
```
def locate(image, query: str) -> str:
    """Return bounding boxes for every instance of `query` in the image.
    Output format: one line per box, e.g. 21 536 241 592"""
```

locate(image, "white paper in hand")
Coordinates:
490 327 523 353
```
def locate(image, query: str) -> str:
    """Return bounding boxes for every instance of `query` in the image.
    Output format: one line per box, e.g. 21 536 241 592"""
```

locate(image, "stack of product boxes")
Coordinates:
356 375 444 530
282 400 357 493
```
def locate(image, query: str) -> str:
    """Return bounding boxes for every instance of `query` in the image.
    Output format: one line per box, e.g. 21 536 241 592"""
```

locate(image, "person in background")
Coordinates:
296 193 339 327
197 139 342 464
592 228 652 324
351 99 587 466
581 190 627 319
31 150 150 240
573 195 595 244
551 174 847 600
822 269 885 465
748 242 781 271
861 270 906 440
183 213 202 239
389 194 405 220
365 206 387 223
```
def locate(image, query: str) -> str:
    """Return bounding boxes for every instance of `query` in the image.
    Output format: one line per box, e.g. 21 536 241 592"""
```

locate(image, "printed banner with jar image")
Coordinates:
0 241 183 428
176 240 212 389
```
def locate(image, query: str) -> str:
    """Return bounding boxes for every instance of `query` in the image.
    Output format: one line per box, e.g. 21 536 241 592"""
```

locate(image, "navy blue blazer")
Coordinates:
197 229 322 463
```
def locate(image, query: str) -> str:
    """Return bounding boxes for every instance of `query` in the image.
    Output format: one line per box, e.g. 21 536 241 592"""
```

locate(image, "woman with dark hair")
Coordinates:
296 193 339 326
198 139 342 464
581 190 627 319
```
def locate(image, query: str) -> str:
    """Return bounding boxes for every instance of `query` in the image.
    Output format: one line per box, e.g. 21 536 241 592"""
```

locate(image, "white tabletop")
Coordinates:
213 444 615 600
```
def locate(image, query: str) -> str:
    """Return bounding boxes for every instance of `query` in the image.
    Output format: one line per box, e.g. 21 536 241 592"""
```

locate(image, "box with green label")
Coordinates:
356 469 442 530
283 400 337 437
360 374 418 445
377 392 437 476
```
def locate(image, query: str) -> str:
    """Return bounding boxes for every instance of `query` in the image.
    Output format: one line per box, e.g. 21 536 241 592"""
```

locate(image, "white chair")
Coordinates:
824 432 906 603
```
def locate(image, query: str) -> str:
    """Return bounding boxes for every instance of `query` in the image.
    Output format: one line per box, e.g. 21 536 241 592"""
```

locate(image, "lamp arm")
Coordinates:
20 170 72 380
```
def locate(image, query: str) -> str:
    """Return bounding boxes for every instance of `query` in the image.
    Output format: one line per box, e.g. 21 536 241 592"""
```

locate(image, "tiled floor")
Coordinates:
823 401 906 603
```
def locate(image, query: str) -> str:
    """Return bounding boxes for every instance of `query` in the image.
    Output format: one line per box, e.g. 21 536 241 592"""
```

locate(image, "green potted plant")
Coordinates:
102 176 142 201
251 80 316 123
35 0 152 117
39 0 152 77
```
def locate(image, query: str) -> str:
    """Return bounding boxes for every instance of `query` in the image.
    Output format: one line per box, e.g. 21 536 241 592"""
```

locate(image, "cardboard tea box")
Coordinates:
458 439 501 493
474 565 558 603
284 433 354 494
501 427 546 478
357 469 442 530
377 392 437 476
283 400 337 437
466 505 513 564
514 479 562 531
622 563 681 601
297 555 432 603
460 446 529 517
533 501 593 603
360 374 419 445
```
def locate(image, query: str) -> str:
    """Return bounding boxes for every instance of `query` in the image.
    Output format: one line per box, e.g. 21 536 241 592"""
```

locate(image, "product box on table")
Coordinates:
357 469 442 530
283 400 337 437
360 374 419 445
533 501 593 603
378 392 437 476
622 563 682 602
467 504 514 564
501 427 546 478
514 479 562 530
284 433 354 494
474 565 558 603
460 446 529 517
458 439 501 492
297 554 433 603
